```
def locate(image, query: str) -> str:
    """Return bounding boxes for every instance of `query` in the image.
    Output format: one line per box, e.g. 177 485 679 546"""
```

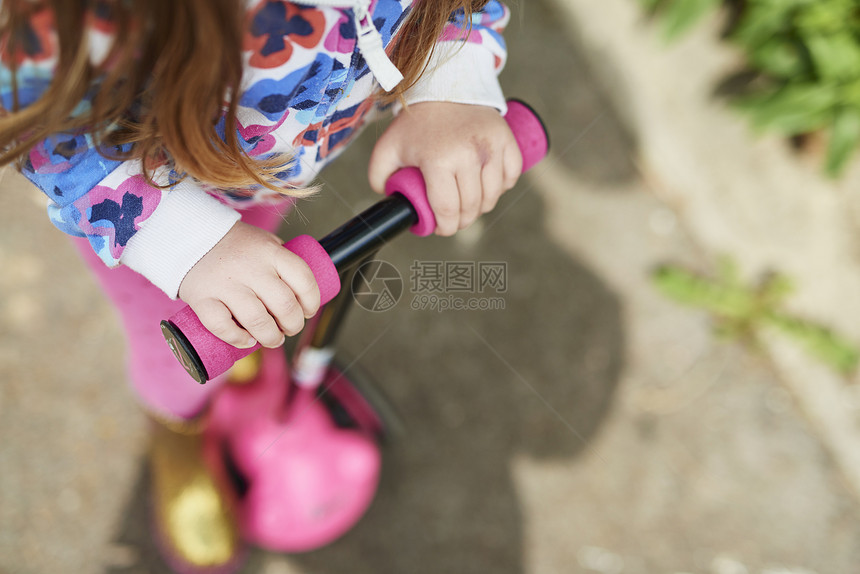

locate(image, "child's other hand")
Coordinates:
368 102 523 236
178 221 321 349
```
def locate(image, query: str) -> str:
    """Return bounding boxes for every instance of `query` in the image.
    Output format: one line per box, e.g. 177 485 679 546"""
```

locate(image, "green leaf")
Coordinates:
767 313 860 375
734 82 837 135
840 78 860 108
825 106 860 176
731 0 811 49
795 0 856 36
748 38 806 79
651 265 757 319
805 32 860 82
658 0 720 40
758 273 794 305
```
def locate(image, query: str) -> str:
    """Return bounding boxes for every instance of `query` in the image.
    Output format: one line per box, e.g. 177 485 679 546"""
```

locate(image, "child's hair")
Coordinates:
0 0 490 195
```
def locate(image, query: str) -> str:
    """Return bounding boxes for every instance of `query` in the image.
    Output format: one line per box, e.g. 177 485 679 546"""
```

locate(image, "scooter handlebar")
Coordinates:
162 99 550 384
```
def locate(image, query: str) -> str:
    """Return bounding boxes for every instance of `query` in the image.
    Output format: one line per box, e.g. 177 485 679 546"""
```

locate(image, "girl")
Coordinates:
0 0 521 571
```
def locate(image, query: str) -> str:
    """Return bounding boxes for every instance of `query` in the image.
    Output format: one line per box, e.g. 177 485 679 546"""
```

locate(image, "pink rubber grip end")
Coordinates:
166 234 340 381
384 98 549 237
505 100 550 173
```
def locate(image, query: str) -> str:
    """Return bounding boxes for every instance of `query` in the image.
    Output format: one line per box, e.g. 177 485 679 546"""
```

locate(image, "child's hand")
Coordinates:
368 102 523 236
178 221 321 349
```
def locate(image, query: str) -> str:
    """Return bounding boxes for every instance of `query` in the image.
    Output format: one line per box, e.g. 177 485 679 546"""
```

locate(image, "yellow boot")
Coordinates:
146 352 264 573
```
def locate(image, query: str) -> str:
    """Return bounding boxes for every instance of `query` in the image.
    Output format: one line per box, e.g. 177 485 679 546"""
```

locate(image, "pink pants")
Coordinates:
72 201 293 421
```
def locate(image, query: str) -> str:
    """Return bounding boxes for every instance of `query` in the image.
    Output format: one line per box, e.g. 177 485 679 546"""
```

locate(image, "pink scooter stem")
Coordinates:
162 99 549 384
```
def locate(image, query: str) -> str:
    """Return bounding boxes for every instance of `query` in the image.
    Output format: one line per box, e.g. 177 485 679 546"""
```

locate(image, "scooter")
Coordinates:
159 99 550 552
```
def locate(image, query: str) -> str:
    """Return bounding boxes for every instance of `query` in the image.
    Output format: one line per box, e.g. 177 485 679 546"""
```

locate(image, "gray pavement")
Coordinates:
2 1 860 573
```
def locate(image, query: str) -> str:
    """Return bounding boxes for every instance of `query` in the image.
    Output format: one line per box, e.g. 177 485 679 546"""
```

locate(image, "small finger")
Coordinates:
424 168 459 237
368 137 403 194
275 253 321 319
193 298 256 349
502 142 524 190
480 154 505 214
230 291 285 349
257 279 305 337
456 167 483 230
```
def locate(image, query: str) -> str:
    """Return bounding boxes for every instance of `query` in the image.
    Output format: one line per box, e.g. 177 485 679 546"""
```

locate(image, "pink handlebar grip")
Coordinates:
163 235 340 383
283 234 341 305
506 100 550 172
384 98 550 237
164 100 548 383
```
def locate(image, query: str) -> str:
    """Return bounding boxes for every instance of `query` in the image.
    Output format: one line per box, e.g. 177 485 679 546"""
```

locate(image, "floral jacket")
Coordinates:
0 0 509 297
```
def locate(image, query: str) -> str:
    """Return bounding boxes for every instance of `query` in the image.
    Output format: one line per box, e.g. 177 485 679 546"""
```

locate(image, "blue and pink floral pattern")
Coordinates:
1 0 510 267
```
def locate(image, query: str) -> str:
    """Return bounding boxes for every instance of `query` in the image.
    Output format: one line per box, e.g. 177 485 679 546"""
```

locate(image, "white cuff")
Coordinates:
120 182 241 299
392 42 507 116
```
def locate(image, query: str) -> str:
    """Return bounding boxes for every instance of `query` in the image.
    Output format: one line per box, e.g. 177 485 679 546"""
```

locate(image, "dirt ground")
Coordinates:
2 2 859 573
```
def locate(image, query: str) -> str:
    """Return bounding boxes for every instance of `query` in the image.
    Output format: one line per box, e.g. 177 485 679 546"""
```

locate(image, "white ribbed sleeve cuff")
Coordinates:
392 42 507 116
120 182 241 299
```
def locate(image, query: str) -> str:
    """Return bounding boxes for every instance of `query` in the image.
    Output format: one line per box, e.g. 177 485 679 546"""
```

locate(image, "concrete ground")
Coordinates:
2 1 860 573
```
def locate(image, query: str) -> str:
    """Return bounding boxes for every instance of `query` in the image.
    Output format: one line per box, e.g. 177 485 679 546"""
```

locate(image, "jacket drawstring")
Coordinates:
289 0 404 91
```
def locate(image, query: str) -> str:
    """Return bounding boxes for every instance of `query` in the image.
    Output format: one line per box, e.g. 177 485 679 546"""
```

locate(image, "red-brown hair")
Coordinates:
0 0 490 195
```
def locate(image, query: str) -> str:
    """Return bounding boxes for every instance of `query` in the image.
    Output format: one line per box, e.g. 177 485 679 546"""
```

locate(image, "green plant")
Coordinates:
641 0 860 176
641 0 722 40
652 258 860 375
